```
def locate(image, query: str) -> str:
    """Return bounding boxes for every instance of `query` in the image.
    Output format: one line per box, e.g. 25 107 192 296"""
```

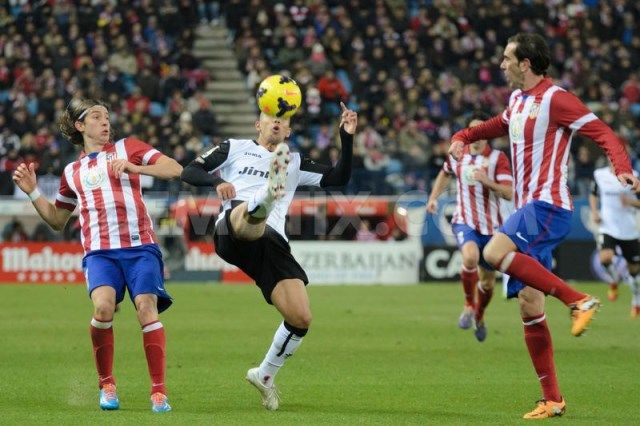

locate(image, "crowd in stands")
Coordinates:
1 0 640 217
0 0 217 198
228 0 640 195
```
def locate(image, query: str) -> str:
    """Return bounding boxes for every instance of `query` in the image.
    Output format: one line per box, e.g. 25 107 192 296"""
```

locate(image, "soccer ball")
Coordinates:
256 74 302 119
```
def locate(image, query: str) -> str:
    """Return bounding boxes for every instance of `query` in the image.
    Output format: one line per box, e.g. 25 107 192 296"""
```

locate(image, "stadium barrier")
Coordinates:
420 242 598 282
0 196 613 284
0 239 422 285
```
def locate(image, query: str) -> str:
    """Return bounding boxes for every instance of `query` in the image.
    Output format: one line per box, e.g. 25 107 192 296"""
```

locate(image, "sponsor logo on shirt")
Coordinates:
238 166 269 178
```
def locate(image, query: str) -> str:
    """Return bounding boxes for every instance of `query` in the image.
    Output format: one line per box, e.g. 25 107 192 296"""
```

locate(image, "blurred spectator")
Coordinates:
223 0 640 197
574 145 596 196
2 0 640 201
355 219 378 241
31 222 57 242
2 218 28 242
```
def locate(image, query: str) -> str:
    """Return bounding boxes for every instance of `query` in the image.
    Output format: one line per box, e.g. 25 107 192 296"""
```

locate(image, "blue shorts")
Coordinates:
82 244 172 313
451 223 494 270
499 201 572 298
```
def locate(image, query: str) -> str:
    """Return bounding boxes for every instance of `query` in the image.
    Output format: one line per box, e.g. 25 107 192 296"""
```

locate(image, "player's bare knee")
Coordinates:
599 250 614 265
286 311 312 330
93 300 116 320
134 297 158 323
482 245 500 267
480 279 494 292
462 257 478 270
284 317 310 336
518 288 544 316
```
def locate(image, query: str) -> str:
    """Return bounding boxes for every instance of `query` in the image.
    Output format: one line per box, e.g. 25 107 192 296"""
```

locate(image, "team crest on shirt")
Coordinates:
461 165 478 185
529 103 540 119
82 165 107 189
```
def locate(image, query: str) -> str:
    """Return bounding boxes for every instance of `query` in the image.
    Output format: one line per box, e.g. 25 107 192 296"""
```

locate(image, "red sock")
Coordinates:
90 318 115 388
143 321 166 395
461 266 478 307
504 252 585 305
523 314 561 402
475 284 493 322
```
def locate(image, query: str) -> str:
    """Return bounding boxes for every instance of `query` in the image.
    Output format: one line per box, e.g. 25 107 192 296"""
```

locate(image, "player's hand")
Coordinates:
426 198 438 214
216 182 236 201
111 159 140 178
473 167 490 184
339 102 358 134
591 210 601 224
448 140 464 160
12 162 37 194
617 173 640 191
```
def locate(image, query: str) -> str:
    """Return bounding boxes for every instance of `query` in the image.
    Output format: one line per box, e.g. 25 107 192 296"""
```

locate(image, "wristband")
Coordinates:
28 188 41 202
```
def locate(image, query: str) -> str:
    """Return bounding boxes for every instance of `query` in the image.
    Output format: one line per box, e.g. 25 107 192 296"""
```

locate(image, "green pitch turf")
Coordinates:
0 282 638 425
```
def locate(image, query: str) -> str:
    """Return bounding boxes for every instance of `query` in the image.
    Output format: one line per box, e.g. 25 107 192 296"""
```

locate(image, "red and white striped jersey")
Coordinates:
55 137 163 253
443 145 512 235
453 78 632 210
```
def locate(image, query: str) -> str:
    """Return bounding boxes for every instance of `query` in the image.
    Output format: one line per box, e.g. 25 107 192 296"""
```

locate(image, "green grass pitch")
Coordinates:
0 282 638 425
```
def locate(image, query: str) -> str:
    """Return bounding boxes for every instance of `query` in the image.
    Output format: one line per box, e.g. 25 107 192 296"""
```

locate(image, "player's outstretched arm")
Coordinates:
449 115 509 160
311 103 357 187
12 163 72 231
181 141 231 188
426 170 451 214
111 155 182 180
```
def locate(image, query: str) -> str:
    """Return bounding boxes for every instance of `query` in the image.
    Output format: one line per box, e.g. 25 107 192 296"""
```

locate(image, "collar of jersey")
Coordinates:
521 77 553 97
79 141 114 159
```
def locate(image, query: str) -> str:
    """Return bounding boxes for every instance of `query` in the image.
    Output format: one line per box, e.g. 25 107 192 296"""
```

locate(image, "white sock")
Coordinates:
631 275 640 305
604 262 619 283
258 322 306 387
247 184 275 219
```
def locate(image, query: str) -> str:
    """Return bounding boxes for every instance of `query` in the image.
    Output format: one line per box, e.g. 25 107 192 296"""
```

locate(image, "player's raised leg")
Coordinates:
230 143 290 241
90 286 119 410
246 278 310 411
484 232 600 336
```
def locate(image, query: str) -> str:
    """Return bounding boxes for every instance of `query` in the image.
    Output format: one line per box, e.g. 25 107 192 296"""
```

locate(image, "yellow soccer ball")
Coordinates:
256 74 302 118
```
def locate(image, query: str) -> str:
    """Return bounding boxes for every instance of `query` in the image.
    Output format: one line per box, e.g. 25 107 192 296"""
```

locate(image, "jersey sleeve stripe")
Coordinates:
54 200 76 211
142 149 162 165
56 194 78 205
568 112 597 131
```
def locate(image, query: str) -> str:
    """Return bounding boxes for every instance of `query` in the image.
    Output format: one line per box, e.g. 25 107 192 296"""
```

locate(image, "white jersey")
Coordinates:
592 167 640 240
203 139 327 240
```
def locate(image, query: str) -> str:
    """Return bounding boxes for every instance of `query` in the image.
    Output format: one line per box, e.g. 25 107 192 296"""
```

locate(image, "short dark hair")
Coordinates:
507 33 550 76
